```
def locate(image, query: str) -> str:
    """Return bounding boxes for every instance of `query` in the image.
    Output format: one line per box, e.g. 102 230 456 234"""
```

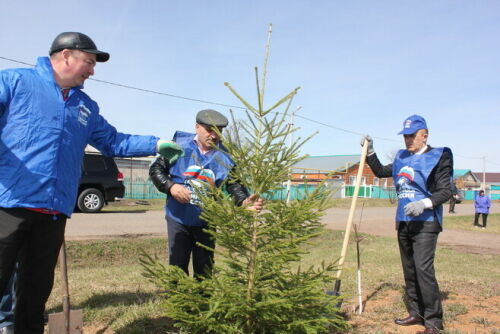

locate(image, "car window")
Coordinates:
84 155 108 172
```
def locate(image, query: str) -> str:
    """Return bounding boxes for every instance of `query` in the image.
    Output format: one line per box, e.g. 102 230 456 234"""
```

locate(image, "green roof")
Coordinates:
454 169 471 178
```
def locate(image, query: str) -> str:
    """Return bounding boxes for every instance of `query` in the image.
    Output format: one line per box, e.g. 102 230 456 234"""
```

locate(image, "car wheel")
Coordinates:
78 188 104 213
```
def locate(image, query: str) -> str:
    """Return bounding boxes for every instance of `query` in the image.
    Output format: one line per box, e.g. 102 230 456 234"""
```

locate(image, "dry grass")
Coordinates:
43 229 500 333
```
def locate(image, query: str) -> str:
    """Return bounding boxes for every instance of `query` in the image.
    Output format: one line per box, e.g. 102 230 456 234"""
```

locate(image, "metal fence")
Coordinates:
123 177 166 200
122 177 398 202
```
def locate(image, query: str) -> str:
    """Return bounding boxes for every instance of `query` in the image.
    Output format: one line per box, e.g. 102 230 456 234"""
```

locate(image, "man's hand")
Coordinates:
404 200 426 217
170 184 191 204
360 135 374 155
157 140 184 164
242 194 265 212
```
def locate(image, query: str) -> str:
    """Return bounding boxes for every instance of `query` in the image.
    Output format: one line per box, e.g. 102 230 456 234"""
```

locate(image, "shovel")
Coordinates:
48 240 83 334
327 139 369 300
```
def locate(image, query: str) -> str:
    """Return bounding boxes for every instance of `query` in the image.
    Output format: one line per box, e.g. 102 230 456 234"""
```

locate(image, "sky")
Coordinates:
1 0 499 172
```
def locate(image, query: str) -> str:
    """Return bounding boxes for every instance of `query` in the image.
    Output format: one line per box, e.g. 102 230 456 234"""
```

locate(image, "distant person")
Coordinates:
150 109 264 278
0 32 182 334
473 190 491 229
362 115 452 334
449 182 459 213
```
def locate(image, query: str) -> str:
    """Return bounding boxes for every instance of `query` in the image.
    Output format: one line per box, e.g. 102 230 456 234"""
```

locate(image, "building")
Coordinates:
453 169 481 189
472 172 500 188
292 154 394 187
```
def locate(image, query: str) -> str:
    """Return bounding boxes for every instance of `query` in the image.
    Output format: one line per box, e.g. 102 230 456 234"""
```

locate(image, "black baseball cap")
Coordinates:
49 32 110 62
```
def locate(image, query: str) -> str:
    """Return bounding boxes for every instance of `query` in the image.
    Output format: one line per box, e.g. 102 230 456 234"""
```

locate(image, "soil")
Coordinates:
343 290 500 333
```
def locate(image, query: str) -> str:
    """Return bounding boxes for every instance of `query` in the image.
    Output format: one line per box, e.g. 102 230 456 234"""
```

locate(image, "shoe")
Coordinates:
394 315 424 326
474 225 480 228
0 325 15 334
416 328 441 334
481 227 486 229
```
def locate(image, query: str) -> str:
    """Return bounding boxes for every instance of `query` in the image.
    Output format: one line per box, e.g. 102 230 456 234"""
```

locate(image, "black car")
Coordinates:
77 153 125 213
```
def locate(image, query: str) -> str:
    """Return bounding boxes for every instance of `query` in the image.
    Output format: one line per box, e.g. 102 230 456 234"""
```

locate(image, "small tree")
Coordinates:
142 25 346 334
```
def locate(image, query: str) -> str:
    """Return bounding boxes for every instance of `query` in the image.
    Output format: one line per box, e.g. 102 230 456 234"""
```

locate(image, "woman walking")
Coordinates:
474 190 491 229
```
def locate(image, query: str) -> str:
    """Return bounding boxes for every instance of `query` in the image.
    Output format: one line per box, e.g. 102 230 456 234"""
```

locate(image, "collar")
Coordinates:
36 57 84 90
414 145 428 155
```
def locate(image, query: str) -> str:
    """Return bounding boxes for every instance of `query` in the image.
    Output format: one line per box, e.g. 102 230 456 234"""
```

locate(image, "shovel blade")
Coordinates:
48 309 83 334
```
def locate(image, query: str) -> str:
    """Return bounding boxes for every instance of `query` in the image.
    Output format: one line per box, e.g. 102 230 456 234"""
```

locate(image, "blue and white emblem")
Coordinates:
78 104 91 126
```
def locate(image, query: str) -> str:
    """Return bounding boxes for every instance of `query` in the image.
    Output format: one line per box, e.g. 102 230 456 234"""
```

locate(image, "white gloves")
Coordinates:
404 200 426 216
360 135 374 155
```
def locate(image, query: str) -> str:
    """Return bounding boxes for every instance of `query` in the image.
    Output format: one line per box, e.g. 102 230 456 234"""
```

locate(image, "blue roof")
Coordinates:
454 169 471 178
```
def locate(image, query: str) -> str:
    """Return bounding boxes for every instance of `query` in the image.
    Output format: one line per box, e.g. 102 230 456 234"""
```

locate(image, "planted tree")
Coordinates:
142 25 346 334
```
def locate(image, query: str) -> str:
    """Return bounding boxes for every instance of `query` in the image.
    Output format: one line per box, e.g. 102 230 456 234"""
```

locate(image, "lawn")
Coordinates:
444 213 500 234
45 231 500 333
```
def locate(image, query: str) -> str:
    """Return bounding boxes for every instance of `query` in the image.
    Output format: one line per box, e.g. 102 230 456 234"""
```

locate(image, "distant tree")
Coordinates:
141 25 346 334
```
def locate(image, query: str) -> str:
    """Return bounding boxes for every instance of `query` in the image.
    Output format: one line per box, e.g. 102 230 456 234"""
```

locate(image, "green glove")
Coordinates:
156 140 184 164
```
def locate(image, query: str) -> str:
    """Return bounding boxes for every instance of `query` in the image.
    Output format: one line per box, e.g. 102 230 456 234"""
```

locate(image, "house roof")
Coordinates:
472 172 500 183
293 155 361 173
453 169 472 178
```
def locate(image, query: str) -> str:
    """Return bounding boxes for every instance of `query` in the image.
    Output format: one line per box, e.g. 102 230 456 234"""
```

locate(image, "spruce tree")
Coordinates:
142 25 346 334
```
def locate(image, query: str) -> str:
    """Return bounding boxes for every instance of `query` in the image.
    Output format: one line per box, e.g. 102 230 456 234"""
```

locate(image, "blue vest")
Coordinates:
392 147 448 224
166 131 234 226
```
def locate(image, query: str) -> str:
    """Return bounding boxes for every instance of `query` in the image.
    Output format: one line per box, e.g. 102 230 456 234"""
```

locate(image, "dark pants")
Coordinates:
474 213 488 228
448 197 456 213
398 223 443 330
0 208 66 334
0 264 17 328
166 216 214 278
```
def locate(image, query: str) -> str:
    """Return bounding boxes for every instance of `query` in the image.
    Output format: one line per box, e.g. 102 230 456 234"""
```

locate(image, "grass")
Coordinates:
444 213 500 234
45 230 500 333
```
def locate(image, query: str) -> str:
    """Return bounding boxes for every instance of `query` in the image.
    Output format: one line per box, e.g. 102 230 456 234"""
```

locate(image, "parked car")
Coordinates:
77 153 125 213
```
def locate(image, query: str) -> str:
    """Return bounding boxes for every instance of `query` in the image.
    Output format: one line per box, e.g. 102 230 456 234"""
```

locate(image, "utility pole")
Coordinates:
286 107 300 203
482 156 486 191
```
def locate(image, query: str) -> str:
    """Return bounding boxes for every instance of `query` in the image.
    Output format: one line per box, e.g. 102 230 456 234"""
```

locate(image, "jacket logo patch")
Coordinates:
183 165 215 205
78 105 91 126
396 166 415 199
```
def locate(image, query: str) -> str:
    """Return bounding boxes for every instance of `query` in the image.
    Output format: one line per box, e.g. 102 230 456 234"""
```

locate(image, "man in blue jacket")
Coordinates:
362 115 452 334
0 32 182 334
150 109 264 279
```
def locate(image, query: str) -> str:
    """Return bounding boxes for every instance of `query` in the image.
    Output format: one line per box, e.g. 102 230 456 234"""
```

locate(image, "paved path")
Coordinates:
321 203 500 255
66 202 500 255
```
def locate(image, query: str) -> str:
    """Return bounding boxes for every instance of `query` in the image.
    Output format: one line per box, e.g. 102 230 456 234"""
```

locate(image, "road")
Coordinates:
66 202 500 255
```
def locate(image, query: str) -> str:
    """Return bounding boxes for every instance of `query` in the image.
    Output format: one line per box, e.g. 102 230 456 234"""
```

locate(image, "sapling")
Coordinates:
141 24 347 334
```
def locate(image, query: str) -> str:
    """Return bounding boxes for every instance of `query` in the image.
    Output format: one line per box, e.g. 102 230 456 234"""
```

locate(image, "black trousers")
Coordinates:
448 197 456 212
166 216 214 278
0 208 66 334
398 223 443 330
473 213 488 227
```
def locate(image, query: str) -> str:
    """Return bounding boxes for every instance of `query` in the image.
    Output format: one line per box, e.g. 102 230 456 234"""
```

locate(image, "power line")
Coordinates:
294 114 399 143
1 55 397 141
0 56 245 110
2 54 498 166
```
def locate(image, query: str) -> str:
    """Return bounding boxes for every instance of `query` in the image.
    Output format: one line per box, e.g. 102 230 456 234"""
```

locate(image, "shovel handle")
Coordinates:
59 240 71 334
335 139 369 279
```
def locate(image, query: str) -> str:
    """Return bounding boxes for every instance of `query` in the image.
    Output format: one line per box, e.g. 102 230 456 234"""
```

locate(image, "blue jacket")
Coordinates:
0 57 158 216
166 131 234 226
474 194 490 214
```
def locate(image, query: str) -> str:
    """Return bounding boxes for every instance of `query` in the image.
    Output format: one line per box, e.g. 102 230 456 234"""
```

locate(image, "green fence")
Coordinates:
265 184 319 201
344 185 371 198
123 177 166 200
